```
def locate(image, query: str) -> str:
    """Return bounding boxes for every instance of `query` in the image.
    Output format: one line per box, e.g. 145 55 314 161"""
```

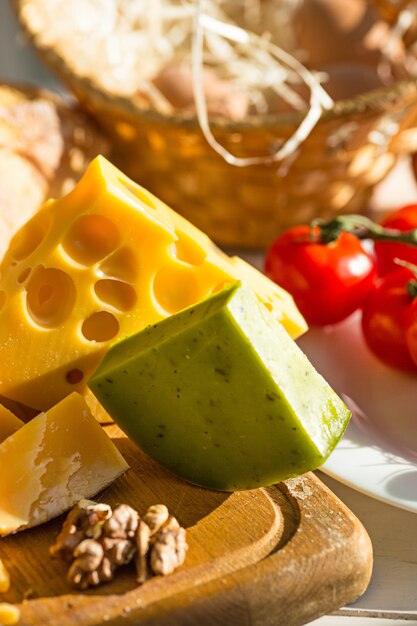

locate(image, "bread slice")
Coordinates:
0 82 108 260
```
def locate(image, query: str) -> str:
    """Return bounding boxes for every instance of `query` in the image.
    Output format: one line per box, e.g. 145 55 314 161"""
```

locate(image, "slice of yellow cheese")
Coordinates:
0 155 307 411
0 405 23 443
0 392 128 535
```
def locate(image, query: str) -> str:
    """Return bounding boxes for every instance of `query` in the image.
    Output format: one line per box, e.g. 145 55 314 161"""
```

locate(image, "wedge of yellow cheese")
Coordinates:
0 405 23 443
0 392 128 535
0 155 306 411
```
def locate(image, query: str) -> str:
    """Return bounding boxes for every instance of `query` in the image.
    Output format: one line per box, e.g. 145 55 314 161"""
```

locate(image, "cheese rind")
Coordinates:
0 405 23 443
0 156 306 412
0 392 128 535
89 283 350 491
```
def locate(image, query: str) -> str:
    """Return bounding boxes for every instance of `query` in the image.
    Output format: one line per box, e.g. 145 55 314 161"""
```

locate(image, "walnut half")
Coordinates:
50 499 188 590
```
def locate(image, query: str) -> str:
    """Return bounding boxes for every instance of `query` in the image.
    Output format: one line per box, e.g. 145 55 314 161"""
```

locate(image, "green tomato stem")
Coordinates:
310 215 417 300
393 259 417 300
409 282 417 299
312 215 417 246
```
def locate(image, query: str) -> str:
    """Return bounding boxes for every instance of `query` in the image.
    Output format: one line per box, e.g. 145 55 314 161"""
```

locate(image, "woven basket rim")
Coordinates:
38 45 417 129
15 0 417 130
75 72 417 129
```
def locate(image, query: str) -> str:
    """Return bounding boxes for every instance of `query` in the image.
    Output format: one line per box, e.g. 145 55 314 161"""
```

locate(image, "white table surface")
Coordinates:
1 3 417 623
310 471 417 624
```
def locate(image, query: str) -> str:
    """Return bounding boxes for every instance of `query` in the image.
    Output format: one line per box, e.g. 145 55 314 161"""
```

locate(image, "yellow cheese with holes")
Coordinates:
0 392 128 535
0 156 307 411
0 405 23 443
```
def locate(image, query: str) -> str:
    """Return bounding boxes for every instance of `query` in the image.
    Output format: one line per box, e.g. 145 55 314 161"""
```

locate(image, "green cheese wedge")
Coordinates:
88 282 350 491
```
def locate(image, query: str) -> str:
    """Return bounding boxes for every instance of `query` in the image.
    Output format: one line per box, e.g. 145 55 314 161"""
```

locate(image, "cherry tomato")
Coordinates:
374 204 417 276
265 225 377 326
361 267 417 372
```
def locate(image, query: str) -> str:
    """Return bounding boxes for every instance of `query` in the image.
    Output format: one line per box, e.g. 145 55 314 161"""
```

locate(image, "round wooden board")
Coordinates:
0 425 372 626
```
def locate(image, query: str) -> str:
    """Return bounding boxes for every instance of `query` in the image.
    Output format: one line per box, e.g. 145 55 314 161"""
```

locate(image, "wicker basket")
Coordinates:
370 0 414 23
14 0 417 249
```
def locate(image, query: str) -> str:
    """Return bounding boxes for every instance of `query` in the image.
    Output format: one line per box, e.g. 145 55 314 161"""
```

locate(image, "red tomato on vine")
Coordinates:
374 204 417 276
265 225 377 326
361 267 417 373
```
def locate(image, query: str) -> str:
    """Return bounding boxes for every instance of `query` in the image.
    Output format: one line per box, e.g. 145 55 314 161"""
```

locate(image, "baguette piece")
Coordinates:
0 82 108 260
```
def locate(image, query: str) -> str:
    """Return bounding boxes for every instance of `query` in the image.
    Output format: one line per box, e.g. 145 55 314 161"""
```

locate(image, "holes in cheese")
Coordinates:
8 211 52 262
0 392 128 535
17 267 31 284
0 156 307 412
81 311 120 342
62 214 120 265
98 246 138 283
153 265 200 314
94 279 137 312
211 280 233 295
25 267 76 328
66 369 84 385
171 230 206 267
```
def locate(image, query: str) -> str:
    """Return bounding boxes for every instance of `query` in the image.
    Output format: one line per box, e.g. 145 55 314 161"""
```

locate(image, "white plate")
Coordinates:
297 312 417 514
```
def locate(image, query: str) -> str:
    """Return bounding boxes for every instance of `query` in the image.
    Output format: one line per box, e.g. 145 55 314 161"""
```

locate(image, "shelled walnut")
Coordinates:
136 505 188 583
50 500 188 590
150 516 188 577
49 499 112 562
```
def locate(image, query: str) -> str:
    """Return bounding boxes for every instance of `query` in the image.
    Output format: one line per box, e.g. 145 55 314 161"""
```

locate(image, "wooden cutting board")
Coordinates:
0 424 373 626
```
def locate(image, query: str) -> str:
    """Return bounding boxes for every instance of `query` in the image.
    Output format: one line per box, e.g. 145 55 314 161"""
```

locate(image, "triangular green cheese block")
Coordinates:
89 282 350 491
